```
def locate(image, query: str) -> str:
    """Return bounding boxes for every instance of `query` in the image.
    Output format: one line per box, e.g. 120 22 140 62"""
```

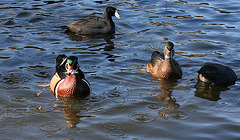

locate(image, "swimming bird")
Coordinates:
146 41 182 79
64 6 120 34
197 63 237 85
50 54 90 97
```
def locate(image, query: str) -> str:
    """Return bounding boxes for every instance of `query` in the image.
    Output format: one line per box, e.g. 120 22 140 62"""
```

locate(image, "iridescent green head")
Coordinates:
67 58 73 66
66 56 78 70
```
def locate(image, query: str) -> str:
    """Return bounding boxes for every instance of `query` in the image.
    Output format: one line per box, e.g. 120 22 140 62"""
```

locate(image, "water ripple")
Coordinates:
40 121 66 133
0 71 31 89
102 122 126 137
4 108 27 119
129 112 156 123
159 110 191 120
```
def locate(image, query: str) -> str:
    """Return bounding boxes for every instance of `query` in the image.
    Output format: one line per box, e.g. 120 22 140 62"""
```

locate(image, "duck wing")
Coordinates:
146 51 164 73
150 51 164 64
151 51 164 59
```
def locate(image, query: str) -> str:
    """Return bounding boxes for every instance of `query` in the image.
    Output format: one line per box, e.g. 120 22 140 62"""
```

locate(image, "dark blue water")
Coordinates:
0 0 240 139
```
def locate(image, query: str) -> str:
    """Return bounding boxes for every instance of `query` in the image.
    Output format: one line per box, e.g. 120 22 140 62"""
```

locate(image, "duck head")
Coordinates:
163 41 175 60
65 56 79 75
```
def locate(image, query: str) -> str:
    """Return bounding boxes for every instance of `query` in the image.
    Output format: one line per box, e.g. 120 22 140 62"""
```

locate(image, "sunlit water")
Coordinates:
0 0 240 139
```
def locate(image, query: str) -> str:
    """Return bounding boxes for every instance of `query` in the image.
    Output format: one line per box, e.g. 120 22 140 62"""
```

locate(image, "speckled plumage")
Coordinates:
146 42 182 79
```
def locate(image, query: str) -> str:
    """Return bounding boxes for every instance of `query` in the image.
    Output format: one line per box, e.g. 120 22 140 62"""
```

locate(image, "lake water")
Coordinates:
0 0 240 139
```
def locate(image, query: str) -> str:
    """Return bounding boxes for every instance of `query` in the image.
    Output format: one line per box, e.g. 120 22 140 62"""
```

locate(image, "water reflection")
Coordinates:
195 81 232 101
56 96 93 128
64 30 114 43
150 79 191 120
152 79 191 120
154 79 180 110
64 30 116 61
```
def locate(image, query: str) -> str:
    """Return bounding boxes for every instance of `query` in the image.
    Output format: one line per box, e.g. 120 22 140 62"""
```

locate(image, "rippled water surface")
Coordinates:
0 0 240 139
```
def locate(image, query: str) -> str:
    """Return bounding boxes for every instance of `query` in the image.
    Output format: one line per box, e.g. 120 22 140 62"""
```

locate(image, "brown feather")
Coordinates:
146 42 182 79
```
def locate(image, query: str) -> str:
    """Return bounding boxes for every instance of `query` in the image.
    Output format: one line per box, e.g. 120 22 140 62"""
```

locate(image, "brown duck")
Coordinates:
146 41 182 79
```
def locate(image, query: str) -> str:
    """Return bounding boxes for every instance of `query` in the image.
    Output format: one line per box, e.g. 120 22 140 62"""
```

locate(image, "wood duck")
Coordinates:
50 54 90 97
198 63 237 85
146 41 182 79
64 6 120 34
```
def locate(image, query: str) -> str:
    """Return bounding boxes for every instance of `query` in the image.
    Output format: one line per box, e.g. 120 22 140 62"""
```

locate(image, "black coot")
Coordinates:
198 63 237 85
64 6 120 34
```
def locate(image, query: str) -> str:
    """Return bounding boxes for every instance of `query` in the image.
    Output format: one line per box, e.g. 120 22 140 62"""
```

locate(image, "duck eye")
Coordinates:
73 62 78 69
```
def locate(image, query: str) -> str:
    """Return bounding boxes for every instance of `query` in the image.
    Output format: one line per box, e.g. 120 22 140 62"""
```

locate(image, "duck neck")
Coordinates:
164 56 173 63
162 58 173 71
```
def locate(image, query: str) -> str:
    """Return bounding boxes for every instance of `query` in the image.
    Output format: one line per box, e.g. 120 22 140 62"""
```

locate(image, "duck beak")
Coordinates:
165 50 173 59
66 65 78 75
67 65 74 74
115 10 120 19
165 51 171 59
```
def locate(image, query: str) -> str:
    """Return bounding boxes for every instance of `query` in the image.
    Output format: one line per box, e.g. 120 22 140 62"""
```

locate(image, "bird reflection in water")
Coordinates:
56 96 93 128
152 79 180 117
64 31 117 61
195 81 231 101
195 62 237 101
64 30 114 45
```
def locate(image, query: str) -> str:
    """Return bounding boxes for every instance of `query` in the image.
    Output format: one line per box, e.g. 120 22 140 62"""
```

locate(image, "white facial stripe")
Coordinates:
115 11 120 19
60 58 67 66
55 79 64 97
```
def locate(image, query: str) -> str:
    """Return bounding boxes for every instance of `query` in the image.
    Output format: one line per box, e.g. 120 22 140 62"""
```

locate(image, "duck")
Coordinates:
197 62 237 85
63 6 120 34
50 54 90 97
146 41 182 79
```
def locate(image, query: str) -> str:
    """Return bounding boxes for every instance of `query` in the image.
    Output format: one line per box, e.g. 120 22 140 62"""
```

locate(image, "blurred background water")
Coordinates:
0 0 240 139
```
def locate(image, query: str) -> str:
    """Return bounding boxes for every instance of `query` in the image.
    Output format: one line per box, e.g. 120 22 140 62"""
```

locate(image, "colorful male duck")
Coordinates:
146 41 182 79
50 54 90 97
